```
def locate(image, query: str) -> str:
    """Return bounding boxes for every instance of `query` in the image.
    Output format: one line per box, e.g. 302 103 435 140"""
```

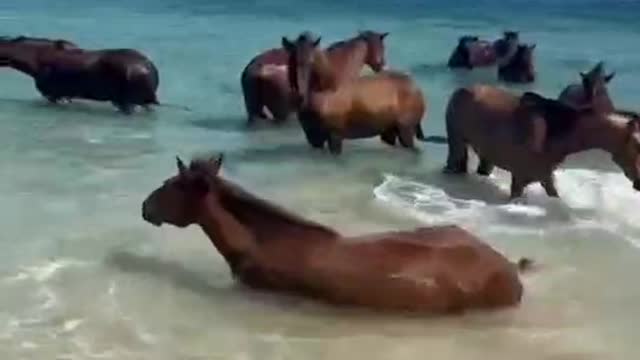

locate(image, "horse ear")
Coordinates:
176 156 187 177
210 153 224 175
605 72 616 83
282 37 293 51
381 32 389 39
313 37 321 47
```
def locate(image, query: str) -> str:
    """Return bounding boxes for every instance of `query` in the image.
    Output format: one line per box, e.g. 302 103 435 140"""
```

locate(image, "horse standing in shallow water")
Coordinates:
443 85 640 199
447 31 520 69
0 36 159 114
142 154 529 314
241 31 388 125
497 44 536 83
283 32 426 154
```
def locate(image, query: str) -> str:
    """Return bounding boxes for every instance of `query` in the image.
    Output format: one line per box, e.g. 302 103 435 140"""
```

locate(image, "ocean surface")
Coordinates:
1 0 640 358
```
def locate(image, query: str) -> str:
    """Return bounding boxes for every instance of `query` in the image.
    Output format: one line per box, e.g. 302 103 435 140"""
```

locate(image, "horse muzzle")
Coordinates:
142 200 162 226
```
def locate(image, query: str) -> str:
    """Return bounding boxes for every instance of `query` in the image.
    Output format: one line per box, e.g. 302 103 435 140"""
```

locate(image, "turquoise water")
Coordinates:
2 0 640 358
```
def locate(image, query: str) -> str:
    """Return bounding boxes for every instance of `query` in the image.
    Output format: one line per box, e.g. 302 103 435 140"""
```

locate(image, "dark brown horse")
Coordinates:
447 31 520 69
240 31 388 125
141 154 529 314
0 38 159 114
443 85 640 198
497 44 536 83
0 36 79 102
283 32 426 154
559 62 615 113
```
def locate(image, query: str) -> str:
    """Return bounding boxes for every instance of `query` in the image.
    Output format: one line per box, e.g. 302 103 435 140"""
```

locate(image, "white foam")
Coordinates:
4 258 90 283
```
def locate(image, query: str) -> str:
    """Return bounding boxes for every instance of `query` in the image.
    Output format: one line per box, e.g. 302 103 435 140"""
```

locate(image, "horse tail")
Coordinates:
515 257 535 273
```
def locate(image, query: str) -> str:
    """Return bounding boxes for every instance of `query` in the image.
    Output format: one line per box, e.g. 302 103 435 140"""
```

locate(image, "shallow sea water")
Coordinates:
1 0 640 359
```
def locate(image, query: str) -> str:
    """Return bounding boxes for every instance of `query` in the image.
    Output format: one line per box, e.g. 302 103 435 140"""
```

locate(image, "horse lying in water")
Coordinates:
0 36 159 114
142 154 530 314
241 30 388 125
443 85 640 199
283 32 426 154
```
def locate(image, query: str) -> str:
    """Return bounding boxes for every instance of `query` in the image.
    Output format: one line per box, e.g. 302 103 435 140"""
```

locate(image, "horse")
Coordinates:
443 85 640 199
559 61 615 113
497 43 536 83
447 31 520 69
241 31 388 125
0 37 159 114
141 154 530 314
283 32 426 155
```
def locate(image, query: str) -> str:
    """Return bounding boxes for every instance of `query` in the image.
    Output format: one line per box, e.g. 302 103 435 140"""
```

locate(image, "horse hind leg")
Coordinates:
397 124 416 150
327 133 344 155
380 127 397 146
476 157 495 176
415 123 426 141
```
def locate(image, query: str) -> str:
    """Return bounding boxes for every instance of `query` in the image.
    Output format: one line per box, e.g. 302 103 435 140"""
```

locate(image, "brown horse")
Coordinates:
443 85 640 198
141 154 529 314
497 43 536 83
559 61 615 113
447 31 520 69
283 32 426 154
241 31 388 125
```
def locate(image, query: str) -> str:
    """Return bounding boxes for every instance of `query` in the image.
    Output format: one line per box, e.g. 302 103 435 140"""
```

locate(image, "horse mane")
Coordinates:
187 157 339 239
521 92 586 140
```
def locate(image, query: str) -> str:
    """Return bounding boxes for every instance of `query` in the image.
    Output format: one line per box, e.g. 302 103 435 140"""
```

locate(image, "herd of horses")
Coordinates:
3 30 640 315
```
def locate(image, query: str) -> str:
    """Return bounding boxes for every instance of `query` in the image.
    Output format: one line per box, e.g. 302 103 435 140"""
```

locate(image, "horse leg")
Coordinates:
443 124 468 174
541 173 559 198
327 134 343 155
476 157 495 176
114 102 135 115
415 123 426 141
398 125 416 149
509 175 529 200
380 127 397 146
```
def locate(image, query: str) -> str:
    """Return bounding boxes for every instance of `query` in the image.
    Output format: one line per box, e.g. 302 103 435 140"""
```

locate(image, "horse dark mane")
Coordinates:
187 157 339 238
521 92 585 139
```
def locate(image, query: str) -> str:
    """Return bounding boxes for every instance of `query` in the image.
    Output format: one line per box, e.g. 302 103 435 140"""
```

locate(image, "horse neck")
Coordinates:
202 178 338 248
311 50 339 92
195 192 258 271
325 38 367 84
4 51 39 77
555 113 627 157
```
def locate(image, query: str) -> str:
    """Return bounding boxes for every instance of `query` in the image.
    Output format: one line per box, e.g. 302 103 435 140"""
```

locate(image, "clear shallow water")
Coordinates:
1 0 640 358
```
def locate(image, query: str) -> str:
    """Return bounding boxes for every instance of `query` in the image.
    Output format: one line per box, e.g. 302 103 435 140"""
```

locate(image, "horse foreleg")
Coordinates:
476 157 495 176
327 134 343 155
541 174 559 198
114 102 135 115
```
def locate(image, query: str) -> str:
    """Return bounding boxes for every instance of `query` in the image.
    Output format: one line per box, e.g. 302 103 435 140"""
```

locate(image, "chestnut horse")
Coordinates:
443 85 640 198
283 32 426 154
559 62 615 113
142 154 529 314
241 31 388 125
